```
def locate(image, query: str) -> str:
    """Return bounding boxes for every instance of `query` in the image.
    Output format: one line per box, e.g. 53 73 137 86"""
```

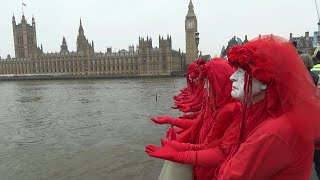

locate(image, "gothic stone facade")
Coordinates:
0 16 186 77
289 32 315 55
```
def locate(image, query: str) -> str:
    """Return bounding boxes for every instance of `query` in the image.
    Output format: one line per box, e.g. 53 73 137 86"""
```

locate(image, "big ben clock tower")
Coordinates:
185 0 199 66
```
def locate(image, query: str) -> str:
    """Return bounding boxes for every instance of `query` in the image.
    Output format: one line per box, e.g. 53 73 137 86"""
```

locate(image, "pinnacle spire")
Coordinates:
60 37 69 53
189 0 193 7
79 18 84 35
12 14 16 23
187 0 196 17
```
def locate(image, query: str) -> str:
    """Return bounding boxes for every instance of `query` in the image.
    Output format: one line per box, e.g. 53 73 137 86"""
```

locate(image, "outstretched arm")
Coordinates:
150 116 195 129
145 144 226 168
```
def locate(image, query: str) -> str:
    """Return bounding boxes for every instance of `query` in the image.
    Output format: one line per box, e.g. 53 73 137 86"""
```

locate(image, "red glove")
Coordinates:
161 138 205 151
175 127 185 134
151 116 194 129
145 143 225 168
165 127 184 139
174 101 183 106
150 116 173 125
171 105 179 109
145 144 189 163
180 101 202 112
179 106 190 112
191 103 202 111
173 96 181 101
179 112 200 119
168 125 177 140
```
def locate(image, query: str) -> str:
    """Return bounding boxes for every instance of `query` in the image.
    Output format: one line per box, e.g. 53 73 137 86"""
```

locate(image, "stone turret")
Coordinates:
12 15 38 58
60 37 69 53
76 18 94 56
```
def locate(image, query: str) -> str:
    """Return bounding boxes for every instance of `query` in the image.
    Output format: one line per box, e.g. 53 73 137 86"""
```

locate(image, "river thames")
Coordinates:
0 77 318 180
0 77 185 180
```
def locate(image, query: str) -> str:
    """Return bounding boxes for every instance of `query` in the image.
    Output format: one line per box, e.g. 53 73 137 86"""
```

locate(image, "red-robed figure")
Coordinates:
217 35 320 179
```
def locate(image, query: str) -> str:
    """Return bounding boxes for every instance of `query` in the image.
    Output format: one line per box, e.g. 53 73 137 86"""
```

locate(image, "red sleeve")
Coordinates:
173 118 195 129
219 132 293 180
179 111 200 119
176 148 226 168
184 96 203 106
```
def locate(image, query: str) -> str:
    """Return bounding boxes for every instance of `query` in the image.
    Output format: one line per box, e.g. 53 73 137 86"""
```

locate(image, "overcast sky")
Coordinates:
0 0 318 58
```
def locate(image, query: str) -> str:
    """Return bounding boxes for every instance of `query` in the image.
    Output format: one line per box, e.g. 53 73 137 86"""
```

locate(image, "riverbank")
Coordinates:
0 74 185 81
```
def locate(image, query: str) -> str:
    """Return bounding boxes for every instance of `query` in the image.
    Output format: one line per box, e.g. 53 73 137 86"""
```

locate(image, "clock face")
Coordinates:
187 21 194 29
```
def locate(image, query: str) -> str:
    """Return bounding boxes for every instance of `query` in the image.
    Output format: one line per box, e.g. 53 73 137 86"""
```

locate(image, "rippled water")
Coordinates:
0 77 185 180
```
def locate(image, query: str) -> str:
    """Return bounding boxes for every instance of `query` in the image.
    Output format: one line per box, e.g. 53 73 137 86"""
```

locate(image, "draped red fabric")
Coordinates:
146 58 239 180
204 102 241 147
177 58 236 179
194 59 235 144
170 59 208 140
177 58 235 144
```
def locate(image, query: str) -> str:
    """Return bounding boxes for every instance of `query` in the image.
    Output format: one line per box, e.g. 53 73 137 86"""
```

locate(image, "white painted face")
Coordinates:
229 67 267 101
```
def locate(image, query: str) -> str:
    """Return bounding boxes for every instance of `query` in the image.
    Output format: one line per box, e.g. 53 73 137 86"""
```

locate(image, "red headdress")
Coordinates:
187 62 198 75
185 58 207 94
187 63 198 80
227 34 320 143
187 58 207 79
205 58 234 110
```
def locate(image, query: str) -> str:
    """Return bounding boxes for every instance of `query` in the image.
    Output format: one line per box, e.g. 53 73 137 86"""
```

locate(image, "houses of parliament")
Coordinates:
0 1 200 78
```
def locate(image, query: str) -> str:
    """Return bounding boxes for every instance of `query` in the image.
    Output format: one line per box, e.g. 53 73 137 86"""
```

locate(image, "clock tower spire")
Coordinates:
185 0 199 66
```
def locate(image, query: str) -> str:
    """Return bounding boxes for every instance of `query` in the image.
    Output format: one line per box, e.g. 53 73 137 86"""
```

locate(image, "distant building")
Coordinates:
220 36 245 58
200 54 211 61
289 32 314 55
220 33 316 57
0 15 186 77
312 31 320 48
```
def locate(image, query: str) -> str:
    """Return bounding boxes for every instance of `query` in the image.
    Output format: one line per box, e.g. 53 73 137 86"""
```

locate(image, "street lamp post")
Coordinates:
195 32 200 57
